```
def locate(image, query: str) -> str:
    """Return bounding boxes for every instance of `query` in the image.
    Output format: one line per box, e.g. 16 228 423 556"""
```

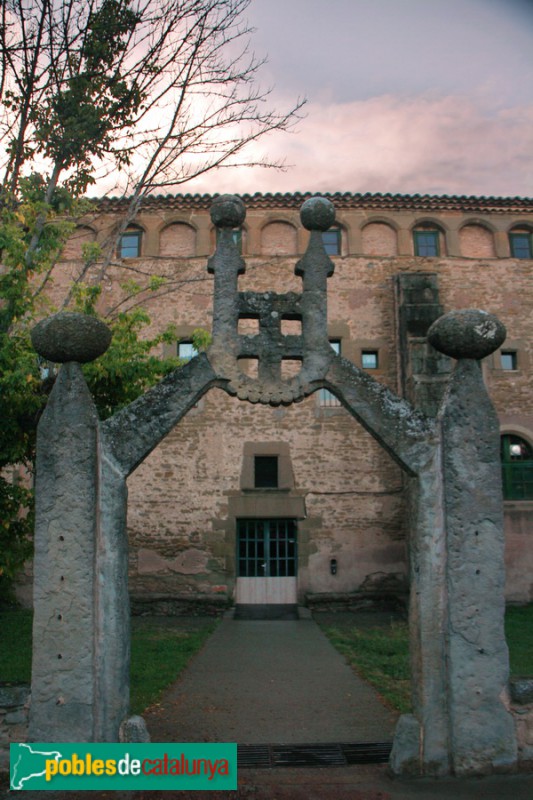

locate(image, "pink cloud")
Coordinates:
186 93 533 197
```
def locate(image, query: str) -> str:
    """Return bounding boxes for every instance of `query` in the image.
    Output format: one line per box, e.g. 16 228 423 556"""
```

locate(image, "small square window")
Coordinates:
321 229 341 256
178 341 198 361
119 230 142 258
414 230 439 257
501 351 517 371
362 350 379 369
509 232 532 259
254 456 278 488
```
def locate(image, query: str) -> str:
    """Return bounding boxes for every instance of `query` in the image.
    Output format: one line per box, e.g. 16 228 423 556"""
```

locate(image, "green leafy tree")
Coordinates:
0 194 210 601
0 0 301 601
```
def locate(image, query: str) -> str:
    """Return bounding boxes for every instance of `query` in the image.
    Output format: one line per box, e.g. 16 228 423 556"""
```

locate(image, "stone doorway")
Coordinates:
28 194 518 777
235 518 298 619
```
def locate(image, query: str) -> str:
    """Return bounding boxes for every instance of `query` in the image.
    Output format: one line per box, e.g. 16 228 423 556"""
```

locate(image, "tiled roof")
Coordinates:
94 191 533 214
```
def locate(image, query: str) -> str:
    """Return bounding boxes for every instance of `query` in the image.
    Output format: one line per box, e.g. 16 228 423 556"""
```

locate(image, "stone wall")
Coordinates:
15 194 532 608
0 685 30 772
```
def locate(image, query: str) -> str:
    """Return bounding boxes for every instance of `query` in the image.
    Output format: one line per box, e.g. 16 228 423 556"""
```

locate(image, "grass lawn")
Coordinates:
316 614 412 713
0 609 219 713
1 605 531 717
316 603 533 714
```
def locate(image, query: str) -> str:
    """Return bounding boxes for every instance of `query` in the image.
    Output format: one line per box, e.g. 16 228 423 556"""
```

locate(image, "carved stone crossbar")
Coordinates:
28 195 517 778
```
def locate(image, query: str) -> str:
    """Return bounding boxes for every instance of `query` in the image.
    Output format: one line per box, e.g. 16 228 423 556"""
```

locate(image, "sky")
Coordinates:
186 0 533 198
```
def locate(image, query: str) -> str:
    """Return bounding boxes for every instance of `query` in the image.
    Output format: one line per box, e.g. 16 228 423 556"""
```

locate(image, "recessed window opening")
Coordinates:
509 230 532 259
501 434 533 500
501 351 518 371
321 228 341 255
362 350 379 369
413 229 440 257
254 456 278 488
178 341 198 361
119 229 142 258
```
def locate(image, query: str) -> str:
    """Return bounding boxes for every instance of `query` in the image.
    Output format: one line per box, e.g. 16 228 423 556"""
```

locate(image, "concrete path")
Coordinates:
144 614 397 744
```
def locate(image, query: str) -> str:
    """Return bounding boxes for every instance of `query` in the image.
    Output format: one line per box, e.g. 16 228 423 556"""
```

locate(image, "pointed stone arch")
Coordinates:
28 198 518 777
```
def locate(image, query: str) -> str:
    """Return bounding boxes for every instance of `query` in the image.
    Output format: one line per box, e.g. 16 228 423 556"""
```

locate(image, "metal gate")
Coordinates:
235 519 297 605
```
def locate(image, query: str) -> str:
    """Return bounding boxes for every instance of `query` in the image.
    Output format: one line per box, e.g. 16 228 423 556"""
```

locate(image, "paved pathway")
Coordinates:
144 614 397 744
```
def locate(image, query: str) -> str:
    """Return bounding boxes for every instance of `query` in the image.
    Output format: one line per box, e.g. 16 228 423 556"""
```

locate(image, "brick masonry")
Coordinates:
19 194 533 608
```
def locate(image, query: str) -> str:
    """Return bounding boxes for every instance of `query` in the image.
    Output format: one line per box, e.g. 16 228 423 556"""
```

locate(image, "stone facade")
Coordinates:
25 194 527 773
24 192 533 609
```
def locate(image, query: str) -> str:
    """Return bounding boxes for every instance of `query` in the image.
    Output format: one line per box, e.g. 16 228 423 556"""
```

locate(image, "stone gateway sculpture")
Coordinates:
29 196 517 776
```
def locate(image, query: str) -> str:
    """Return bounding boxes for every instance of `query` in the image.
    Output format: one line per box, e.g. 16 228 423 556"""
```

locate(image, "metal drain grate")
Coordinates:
237 741 392 769
341 742 392 764
238 745 272 769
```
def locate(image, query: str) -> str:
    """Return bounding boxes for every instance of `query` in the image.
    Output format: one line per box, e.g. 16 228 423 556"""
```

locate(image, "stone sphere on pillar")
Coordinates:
31 312 112 363
300 197 336 231
428 309 506 360
210 194 246 228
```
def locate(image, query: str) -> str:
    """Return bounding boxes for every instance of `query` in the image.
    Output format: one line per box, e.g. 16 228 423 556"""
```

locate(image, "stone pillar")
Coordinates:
29 313 111 741
429 309 517 775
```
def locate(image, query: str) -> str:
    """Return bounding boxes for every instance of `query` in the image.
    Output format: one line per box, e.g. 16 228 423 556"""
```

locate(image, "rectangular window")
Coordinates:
321 229 341 256
178 341 198 361
319 340 341 406
254 456 278 488
237 519 297 577
362 350 379 369
509 233 532 259
500 351 517 370
119 230 142 258
413 230 439 257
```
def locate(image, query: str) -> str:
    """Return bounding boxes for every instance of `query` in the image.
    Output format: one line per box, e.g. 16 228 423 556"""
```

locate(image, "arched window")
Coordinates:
501 434 533 500
321 227 342 255
119 226 143 258
509 227 533 259
413 224 445 257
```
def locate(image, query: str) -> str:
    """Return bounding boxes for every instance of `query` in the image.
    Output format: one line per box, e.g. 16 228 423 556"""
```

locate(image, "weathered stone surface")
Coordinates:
441 358 517 775
119 715 150 743
300 196 336 231
428 309 506 360
28 194 517 780
0 685 30 709
511 679 533 705
29 363 99 742
31 311 112 363
209 194 246 228
389 714 422 776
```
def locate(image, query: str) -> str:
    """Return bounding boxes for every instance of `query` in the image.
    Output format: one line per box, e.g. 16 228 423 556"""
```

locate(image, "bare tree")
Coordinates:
0 0 305 291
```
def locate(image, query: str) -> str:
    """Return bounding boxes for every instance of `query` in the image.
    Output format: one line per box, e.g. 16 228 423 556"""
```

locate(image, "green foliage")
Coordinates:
0 609 32 677
80 302 181 420
25 0 144 193
0 178 201 597
0 610 219 715
505 604 533 676
321 619 412 714
130 619 219 714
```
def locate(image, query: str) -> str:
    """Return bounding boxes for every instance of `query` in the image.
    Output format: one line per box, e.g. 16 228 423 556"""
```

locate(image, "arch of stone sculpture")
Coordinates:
28 196 517 778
